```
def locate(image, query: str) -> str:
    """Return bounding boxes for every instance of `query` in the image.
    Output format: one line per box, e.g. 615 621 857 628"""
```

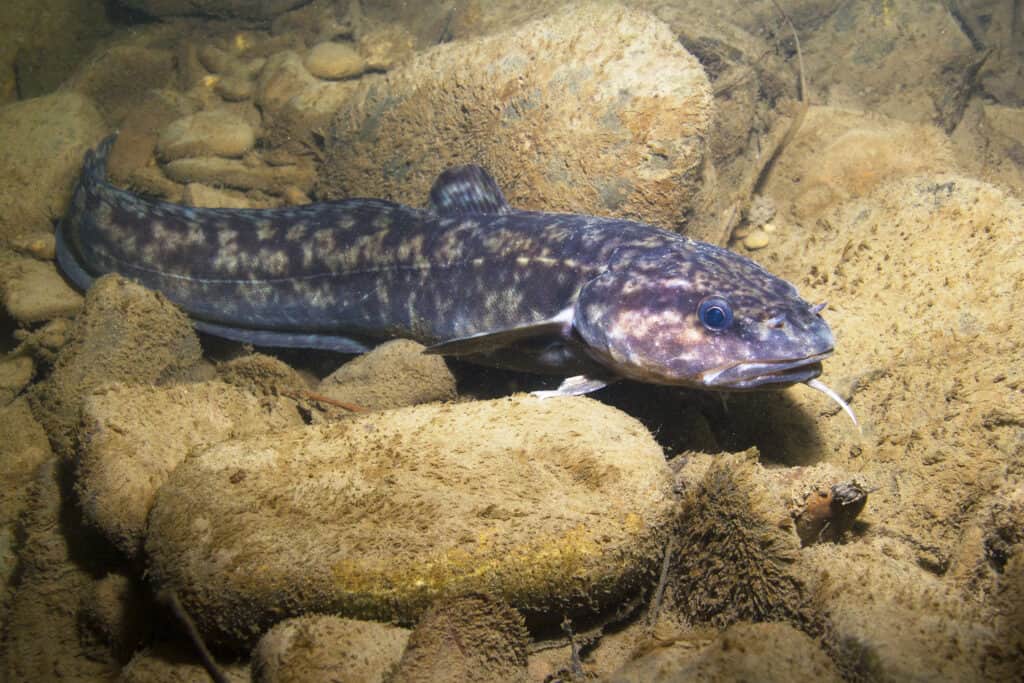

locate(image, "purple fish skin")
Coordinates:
57 137 835 390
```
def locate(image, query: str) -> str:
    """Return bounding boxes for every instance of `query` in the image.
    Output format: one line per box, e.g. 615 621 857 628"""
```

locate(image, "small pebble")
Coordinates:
215 74 254 102
743 228 771 250
282 186 310 205
305 41 366 80
197 45 233 75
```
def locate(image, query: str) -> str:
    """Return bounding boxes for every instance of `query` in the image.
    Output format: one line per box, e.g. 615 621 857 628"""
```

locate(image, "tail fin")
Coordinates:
82 134 116 183
55 134 118 292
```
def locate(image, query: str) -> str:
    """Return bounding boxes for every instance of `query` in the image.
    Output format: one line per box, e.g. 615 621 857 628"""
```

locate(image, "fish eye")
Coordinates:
698 296 733 331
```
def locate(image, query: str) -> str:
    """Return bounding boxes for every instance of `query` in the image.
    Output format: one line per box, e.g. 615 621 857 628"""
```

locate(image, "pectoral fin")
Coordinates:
531 374 616 398
424 308 574 357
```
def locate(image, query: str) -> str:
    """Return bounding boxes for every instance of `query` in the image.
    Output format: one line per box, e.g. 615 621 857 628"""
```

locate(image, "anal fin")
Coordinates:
193 320 372 353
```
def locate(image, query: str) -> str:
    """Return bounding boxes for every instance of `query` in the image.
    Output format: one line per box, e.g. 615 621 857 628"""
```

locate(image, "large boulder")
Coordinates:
146 396 675 647
322 2 713 232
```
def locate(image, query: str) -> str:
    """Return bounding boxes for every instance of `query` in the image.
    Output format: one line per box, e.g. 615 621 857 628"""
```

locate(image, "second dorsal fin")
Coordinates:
428 165 512 216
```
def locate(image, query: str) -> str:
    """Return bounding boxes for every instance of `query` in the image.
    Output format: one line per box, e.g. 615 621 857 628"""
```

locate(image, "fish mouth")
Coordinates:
700 350 833 390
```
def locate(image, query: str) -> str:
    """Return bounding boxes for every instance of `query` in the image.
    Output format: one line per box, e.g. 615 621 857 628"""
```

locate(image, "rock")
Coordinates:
163 156 316 195
305 41 366 80
801 543 997 681
609 622 843 683
146 396 674 648
11 318 73 364
318 339 457 411
183 182 252 209
323 3 712 231
803 1 974 128
7 232 56 260
760 106 955 221
215 74 254 102
27 274 203 459
0 398 51 589
0 91 106 245
742 228 771 250
257 49 360 149
69 43 177 125
666 450 819 632
357 25 415 71
257 50 318 112
0 356 33 406
3 459 119 681
157 110 256 161
216 353 309 395
79 572 148 661
119 642 249 682
252 615 410 683
76 381 303 557
198 44 234 74
0 254 83 324
119 0 308 21
0 0 114 101
764 174 1024 565
391 596 528 683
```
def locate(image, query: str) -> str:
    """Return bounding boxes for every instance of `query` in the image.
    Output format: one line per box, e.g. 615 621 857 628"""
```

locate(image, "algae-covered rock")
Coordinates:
391 596 528 683
668 451 819 631
609 622 843 683
801 542 998 681
119 642 249 682
252 615 410 683
77 381 304 557
318 339 456 411
28 274 203 459
3 459 119 681
0 254 83 324
156 110 256 161
146 396 674 647
323 2 712 231
0 91 106 245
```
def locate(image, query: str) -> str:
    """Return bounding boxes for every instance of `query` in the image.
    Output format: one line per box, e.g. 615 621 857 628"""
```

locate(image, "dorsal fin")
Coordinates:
428 165 512 216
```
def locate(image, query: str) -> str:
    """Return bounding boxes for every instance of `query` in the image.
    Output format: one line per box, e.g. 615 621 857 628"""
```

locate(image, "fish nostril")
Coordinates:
765 313 787 329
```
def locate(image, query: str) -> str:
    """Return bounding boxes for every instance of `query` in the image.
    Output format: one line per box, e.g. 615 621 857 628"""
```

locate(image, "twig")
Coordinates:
280 388 369 412
158 588 229 683
751 0 809 197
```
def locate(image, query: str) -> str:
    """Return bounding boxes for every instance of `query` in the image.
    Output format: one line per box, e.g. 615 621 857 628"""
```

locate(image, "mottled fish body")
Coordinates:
58 137 854 422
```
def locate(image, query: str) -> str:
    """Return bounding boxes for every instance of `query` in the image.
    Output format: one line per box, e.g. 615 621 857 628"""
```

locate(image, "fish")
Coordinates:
57 136 856 425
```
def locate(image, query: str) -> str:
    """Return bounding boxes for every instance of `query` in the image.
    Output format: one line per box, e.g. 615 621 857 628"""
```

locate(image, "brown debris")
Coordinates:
793 481 868 546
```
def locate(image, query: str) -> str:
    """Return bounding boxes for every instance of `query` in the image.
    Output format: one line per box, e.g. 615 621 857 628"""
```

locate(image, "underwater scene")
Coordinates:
0 0 1022 680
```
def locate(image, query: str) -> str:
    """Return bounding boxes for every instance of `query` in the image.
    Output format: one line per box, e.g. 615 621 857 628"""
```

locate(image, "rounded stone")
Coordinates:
157 110 255 161
304 41 366 80
743 228 771 250
145 396 674 647
253 615 409 683
317 339 457 410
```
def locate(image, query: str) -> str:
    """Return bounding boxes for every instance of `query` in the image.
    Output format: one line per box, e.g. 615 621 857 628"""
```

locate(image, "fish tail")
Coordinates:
83 133 117 182
55 134 119 292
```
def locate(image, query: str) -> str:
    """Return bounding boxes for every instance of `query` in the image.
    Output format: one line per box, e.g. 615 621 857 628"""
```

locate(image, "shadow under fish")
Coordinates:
56 136 857 427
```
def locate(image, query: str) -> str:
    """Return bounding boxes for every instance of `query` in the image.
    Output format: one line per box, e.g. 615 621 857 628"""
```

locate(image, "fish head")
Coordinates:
573 241 835 390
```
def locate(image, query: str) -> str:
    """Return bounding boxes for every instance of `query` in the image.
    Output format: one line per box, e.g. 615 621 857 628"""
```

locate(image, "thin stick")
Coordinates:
158 588 230 683
751 0 809 196
281 388 369 412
